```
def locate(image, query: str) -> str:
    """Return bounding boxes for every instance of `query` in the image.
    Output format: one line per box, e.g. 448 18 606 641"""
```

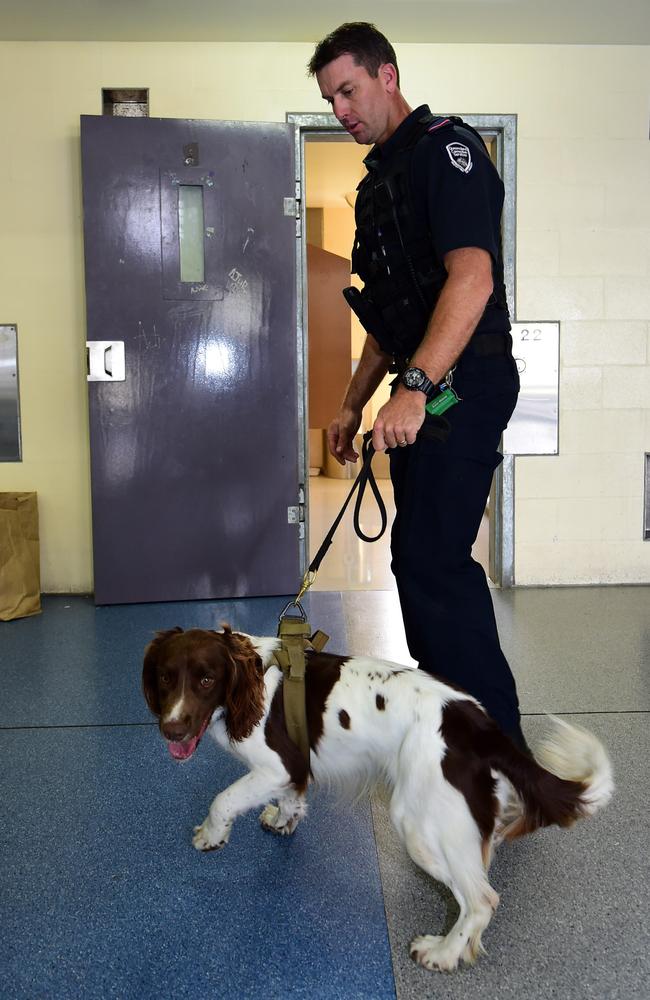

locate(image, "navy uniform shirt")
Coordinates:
364 104 510 337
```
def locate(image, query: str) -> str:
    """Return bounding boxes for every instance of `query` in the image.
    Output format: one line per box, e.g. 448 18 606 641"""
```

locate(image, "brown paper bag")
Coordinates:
0 492 41 621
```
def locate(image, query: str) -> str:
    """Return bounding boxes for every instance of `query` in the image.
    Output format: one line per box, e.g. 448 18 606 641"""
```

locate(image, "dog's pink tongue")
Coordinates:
168 735 199 760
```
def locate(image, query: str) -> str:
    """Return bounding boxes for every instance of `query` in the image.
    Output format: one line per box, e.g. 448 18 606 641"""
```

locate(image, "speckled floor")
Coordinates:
2 587 649 999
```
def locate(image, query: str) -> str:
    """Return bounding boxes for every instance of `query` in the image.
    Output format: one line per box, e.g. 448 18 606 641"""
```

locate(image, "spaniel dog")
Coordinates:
142 625 613 973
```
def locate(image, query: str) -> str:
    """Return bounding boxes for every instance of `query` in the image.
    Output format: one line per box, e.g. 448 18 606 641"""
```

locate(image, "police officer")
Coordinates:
309 23 528 749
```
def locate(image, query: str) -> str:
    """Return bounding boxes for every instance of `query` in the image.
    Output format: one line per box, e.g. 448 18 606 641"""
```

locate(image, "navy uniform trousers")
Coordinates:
389 349 521 735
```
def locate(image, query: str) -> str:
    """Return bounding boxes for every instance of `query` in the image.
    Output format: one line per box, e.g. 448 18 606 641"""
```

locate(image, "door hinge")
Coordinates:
288 485 306 530
295 180 302 238
284 181 302 237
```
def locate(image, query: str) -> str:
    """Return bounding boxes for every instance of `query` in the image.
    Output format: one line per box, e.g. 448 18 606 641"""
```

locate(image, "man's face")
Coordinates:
316 53 394 146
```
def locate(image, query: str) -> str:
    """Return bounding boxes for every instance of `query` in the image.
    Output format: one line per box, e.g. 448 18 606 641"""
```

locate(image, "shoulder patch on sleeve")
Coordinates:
445 142 473 174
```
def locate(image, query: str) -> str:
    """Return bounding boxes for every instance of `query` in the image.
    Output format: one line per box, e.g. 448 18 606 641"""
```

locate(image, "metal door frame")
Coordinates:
288 112 517 588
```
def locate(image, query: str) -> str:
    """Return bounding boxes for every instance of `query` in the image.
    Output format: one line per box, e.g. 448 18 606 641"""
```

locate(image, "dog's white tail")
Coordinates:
488 713 613 841
535 715 614 817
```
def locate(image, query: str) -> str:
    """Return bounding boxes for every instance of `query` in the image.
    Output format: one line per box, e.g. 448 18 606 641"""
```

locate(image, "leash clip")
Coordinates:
296 569 316 604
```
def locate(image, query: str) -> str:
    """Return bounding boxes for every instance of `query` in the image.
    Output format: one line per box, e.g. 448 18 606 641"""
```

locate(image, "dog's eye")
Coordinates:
200 676 215 689
159 672 171 687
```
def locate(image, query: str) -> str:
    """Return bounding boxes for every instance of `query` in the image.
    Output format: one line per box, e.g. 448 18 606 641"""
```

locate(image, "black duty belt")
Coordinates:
462 332 513 357
392 332 512 374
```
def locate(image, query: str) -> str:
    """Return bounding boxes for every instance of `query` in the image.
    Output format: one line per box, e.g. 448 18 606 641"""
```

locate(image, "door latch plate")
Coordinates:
87 341 126 381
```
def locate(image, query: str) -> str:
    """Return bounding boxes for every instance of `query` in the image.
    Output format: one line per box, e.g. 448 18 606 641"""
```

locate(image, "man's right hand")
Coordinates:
327 408 362 465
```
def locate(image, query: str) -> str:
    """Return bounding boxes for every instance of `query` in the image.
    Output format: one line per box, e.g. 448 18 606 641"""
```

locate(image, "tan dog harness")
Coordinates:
271 607 329 764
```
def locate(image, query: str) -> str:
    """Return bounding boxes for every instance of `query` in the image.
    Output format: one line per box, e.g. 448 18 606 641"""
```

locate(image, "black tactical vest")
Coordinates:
346 112 509 360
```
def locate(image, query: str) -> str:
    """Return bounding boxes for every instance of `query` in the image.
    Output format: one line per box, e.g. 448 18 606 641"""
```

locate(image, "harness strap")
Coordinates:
274 617 318 764
309 629 329 653
271 617 332 764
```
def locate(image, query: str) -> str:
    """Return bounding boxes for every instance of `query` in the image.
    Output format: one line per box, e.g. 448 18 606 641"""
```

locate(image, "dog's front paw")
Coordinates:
410 935 459 973
259 802 303 836
259 803 282 831
192 818 231 852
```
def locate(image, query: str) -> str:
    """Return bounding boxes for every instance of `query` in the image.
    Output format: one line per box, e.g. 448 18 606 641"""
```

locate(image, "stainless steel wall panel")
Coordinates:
0 325 21 462
504 322 560 456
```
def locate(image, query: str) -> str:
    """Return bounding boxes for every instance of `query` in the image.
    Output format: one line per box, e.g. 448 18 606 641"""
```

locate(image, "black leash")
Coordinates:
292 431 387 602
275 433 385 759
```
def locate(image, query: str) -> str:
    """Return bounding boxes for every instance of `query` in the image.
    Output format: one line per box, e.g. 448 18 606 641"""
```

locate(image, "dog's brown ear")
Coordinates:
142 627 183 717
219 630 265 743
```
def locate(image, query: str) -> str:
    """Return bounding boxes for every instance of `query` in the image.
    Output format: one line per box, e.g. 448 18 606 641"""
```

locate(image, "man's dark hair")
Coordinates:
308 22 400 87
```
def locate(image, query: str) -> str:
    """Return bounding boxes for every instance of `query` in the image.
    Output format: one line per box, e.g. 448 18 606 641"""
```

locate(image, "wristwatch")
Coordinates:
401 366 436 400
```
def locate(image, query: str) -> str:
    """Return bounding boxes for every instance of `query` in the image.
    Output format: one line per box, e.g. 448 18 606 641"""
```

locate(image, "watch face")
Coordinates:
403 368 425 389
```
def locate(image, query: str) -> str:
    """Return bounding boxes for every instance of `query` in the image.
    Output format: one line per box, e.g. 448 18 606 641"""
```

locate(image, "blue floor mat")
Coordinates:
1 726 395 1000
1 594 395 999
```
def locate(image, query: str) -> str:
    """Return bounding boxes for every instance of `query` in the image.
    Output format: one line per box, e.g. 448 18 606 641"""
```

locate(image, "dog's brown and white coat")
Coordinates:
142 625 613 973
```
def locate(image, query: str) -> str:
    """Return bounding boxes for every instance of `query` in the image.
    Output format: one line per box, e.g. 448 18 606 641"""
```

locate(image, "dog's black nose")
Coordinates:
161 720 190 743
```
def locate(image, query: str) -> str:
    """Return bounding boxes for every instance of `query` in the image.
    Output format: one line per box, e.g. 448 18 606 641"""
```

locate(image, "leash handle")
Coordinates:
352 432 388 543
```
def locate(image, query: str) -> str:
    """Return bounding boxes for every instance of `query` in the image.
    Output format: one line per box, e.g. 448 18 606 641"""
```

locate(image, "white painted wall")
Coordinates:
0 41 648 588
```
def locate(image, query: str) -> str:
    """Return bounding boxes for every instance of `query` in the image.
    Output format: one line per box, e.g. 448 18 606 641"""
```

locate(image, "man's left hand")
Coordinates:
372 388 427 451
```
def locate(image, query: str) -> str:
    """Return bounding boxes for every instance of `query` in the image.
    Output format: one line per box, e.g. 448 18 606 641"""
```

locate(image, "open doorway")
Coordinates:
303 135 396 590
292 114 516 592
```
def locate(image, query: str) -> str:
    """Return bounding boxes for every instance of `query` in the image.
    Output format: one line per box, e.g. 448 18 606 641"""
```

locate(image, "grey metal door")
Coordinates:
80 115 301 604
